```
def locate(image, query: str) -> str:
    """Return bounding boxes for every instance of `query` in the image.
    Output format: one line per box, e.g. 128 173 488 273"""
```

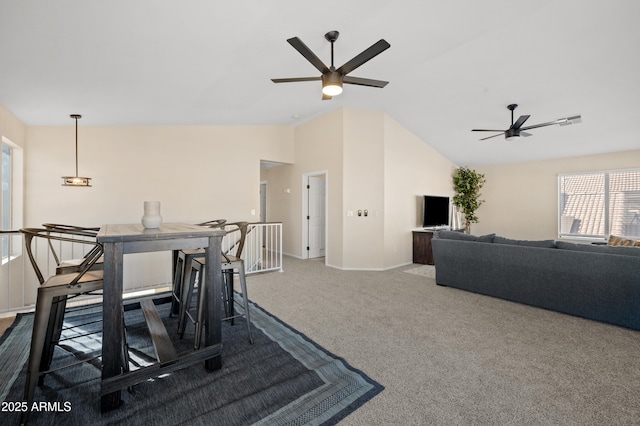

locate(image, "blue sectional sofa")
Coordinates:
431 230 640 331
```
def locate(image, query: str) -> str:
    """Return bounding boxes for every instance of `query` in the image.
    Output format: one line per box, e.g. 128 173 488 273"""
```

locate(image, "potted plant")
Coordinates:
452 167 486 234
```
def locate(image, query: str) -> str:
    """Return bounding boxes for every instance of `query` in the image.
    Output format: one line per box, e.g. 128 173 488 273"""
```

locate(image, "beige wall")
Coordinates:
383 114 457 268
23 124 294 291
263 108 457 270
342 108 385 269
0 103 27 149
262 109 345 267
475 149 640 240
14 100 639 287
25 125 294 227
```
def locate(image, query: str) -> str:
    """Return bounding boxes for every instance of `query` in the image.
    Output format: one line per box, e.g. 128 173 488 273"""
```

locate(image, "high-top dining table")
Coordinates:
97 223 225 412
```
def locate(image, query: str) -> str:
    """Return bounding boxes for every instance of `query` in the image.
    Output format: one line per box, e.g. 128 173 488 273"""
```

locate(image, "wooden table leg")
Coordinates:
101 241 124 411
204 235 222 371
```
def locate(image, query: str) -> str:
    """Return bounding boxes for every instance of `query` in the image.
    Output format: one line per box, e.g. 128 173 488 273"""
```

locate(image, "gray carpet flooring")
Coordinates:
246 256 640 425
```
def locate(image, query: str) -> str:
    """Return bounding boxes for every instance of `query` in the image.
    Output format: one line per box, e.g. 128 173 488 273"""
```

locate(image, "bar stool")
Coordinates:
178 222 252 348
42 223 103 275
170 219 226 328
38 224 106 371
19 227 116 425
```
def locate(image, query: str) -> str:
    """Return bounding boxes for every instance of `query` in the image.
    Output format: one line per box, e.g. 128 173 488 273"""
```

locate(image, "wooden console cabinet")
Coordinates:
412 230 435 265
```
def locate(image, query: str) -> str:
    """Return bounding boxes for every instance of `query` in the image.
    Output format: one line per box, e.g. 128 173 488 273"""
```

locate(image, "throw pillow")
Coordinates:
477 233 496 243
557 240 640 258
607 235 640 247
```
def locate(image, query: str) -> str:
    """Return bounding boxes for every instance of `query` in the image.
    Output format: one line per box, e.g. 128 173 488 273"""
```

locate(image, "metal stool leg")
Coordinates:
39 295 66 385
176 253 203 334
21 288 54 425
178 260 200 339
193 266 235 349
176 256 193 334
224 269 234 322
170 251 185 316
193 261 252 349
236 264 253 344
193 266 207 350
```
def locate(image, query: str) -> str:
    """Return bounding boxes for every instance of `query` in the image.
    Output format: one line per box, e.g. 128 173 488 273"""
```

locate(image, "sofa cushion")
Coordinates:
493 236 556 248
518 239 556 248
435 231 497 243
557 241 604 253
557 240 640 258
435 230 477 241
493 236 519 245
608 235 640 247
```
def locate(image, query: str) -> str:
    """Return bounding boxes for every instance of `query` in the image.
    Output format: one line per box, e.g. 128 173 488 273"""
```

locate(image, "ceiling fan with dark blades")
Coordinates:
472 104 582 141
271 31 390 100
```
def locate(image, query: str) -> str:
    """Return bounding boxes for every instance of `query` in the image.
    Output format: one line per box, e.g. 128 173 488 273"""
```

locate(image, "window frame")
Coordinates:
1 142 11 261
1 137 23 262
558 167 640 240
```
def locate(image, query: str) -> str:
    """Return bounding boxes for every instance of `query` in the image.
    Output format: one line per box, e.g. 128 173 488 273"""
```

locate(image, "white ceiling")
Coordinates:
1 0 639 166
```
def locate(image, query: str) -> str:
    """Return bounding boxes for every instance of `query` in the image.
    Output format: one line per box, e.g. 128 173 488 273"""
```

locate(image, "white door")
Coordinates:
259 181 267 223
307 175 326 258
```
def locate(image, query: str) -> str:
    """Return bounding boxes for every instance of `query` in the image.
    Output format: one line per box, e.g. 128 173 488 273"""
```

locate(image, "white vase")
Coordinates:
141 201 162 229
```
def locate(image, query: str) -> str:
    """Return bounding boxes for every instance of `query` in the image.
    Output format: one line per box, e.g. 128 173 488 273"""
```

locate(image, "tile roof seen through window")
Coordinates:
560 171 640 238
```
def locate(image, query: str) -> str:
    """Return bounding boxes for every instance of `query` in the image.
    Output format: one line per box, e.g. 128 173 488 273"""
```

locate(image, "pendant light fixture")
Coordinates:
61 114 92 187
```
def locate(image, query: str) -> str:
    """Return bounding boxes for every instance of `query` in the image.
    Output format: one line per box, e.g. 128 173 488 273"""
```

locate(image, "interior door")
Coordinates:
307 175 326 258
259 181 267 223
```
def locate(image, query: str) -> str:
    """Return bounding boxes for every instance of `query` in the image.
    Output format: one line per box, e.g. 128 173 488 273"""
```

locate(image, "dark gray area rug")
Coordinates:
0 294 383 425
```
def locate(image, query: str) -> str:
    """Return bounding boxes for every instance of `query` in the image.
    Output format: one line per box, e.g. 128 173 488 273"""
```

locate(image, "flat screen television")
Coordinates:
422 195 450 228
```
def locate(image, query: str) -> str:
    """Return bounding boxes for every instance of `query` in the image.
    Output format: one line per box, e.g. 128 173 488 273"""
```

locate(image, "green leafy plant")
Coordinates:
452 167 486 234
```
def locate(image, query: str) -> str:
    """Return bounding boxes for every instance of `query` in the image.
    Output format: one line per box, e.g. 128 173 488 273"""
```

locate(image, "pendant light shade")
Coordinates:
62 114 92 187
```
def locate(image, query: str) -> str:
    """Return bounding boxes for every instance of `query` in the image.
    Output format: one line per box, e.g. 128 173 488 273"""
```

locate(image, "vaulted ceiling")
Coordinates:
1 0 638 166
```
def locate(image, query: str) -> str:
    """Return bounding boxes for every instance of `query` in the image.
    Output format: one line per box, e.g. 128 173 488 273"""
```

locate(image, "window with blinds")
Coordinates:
558 169 640 239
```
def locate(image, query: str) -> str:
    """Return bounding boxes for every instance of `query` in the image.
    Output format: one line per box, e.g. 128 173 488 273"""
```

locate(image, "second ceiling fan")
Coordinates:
472 104 582 141
271 31 390 100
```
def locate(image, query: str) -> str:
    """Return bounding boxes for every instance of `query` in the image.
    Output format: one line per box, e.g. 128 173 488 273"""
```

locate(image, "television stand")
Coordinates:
413 228 462 265
412 230 436 265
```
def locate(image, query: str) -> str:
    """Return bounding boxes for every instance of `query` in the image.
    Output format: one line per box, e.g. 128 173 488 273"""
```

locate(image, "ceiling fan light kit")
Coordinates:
272 30 390 99
472 104 581 141
322 71 343 96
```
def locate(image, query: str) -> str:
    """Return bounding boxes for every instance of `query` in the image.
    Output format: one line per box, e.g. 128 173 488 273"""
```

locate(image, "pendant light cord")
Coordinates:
74 116 79 177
